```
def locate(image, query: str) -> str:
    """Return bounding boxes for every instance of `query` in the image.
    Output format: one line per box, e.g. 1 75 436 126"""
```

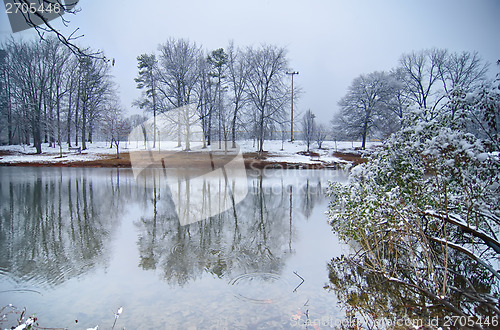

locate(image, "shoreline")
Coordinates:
0 150 367 169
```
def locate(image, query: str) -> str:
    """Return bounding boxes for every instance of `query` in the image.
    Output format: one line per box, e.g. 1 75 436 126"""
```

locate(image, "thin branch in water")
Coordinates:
293 271 305 292
0 289 42 295
111 306 123 329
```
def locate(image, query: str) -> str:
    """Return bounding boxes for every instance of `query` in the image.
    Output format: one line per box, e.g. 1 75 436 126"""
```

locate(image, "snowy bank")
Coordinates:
0 140 381 167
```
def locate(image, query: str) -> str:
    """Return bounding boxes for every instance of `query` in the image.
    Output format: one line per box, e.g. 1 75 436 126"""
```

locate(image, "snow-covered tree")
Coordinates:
158 103 201 151
77 56 113 150
226 41 250 148
0 49 8 143
336 71 395 149
134 53 159 147
6 38 51 153
157 38 202 109
328 77 500 321
101 102 131 158
301 109 315 152
399 48 488 120
157 38 202 147
333 49 489 148
315 123 327 149
207 48 228 148
246 44 290 153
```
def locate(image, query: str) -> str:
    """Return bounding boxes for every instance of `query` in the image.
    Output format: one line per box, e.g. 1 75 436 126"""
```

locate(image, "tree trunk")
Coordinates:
33 92 43 154
177 111 182 148
67 89 72 147
33 117 42 154
6 70 13 145
258 108 265 153
361 130 367 150
231 111 237 149
185 120 191 151
57 91 61 151
81 104 87 150
88 124 92 143
361 116 369 150
152 77 156 149
43 99 49 144
141 124 147 149
207 105 212 146
74 83 80 146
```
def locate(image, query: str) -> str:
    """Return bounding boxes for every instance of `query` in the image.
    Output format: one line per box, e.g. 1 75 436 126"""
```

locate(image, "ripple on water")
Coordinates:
229 272 289 304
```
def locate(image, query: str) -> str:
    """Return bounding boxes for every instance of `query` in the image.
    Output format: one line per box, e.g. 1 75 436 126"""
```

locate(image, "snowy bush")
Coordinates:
327 82 500 321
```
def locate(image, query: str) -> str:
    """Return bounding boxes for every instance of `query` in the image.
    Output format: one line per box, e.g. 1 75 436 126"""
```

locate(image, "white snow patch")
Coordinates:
0 140 381 165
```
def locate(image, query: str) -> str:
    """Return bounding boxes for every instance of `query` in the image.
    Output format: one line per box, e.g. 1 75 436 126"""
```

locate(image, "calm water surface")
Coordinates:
0 167 349 329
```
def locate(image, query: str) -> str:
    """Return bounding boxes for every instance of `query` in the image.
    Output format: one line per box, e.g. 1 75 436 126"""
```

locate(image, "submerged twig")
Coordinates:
111 306 123 329
0 289 42 295
293 271 305 292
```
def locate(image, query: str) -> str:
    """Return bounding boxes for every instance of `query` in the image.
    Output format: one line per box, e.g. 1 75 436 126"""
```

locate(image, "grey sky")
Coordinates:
1 0 499 123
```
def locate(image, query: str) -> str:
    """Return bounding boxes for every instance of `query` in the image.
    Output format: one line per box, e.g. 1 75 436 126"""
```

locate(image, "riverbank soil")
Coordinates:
0 150 367 169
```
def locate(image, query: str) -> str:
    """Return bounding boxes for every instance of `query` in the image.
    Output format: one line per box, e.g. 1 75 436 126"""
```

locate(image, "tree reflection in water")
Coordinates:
0 167 343 328
135 170 328 286
0 168 128 287
0 168 329 289
325 249 499 329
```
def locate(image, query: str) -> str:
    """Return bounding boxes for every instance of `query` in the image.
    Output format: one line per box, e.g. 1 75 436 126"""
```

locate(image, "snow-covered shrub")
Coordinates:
327 83 500 321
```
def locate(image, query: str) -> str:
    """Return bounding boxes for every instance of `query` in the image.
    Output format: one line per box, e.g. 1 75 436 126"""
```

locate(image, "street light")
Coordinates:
286 71 299 142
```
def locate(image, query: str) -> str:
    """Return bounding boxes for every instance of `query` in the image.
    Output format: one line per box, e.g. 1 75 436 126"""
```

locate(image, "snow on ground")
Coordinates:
0 142 118 164
0 140 382 165
239 139 380 165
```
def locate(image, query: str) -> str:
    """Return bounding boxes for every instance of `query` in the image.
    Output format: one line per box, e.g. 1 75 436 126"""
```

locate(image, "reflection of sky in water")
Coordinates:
0 167 349 329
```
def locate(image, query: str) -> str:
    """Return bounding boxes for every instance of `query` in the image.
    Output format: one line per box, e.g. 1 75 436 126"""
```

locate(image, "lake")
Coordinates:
0 167 350 329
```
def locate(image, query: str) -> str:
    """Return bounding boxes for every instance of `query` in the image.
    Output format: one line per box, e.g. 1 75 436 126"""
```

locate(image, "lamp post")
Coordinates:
286 71 299 142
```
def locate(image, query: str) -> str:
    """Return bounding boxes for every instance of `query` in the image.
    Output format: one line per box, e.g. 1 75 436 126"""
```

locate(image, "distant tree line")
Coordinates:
0 37 120 154
134 39 295 153
0 37 297 154
333 48 490 149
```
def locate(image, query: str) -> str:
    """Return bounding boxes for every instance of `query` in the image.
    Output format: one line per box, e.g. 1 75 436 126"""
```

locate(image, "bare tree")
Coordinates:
399 49 447 115
227 41 250 148
399 48 489 123
7 38 49 153
195 56 214 148
302 109 315 152
334 49 489 148
315 123 327 149
381 68 411 121
101 102 131 158
207 48 228 149
157 38 202 147
0 49 12 144
246 44 290 153
157 38 202 109
43 38 71 155
159 104 200 151
77 56 112 150
440 51 488 95
337 71 393 149
2 37 119 150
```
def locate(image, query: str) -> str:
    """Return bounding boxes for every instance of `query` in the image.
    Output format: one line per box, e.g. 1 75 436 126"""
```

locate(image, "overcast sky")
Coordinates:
1 0 499 123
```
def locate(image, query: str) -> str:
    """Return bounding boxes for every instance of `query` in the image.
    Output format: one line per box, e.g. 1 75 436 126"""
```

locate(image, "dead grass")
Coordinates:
0 151 366 169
